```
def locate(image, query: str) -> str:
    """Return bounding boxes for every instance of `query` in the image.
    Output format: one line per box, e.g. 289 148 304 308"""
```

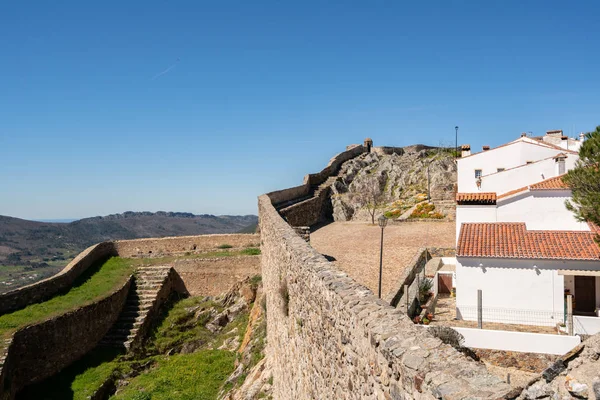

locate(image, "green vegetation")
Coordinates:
128 248 261 269
217 244 233 249
564 125 600 243
0 257 134 353
409 202 444 219
241 247 261 256
21 291 259 400
113 351 236 400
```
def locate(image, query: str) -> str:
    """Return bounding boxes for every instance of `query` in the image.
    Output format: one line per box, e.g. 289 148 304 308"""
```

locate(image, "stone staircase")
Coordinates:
99 266 172 351
0 338 11 373
313 176 339 197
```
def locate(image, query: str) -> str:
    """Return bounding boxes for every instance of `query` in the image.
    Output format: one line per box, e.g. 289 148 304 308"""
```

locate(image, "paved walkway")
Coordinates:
310 221 455 297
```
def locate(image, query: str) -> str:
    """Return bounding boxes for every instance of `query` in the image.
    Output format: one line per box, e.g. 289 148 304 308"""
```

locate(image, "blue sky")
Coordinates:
1 1 599 220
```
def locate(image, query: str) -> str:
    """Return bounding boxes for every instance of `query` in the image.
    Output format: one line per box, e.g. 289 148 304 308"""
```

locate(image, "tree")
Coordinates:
353 173 387 224
564 126 600 242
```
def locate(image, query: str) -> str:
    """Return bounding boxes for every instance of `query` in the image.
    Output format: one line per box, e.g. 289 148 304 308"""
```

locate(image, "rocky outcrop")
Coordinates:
331 146 457 221
517 333 600 399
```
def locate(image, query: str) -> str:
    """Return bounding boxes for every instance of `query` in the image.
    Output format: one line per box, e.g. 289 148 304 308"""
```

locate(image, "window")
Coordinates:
558 161 566 175
497 168 505 172
526 161 534 164
475 169 482 178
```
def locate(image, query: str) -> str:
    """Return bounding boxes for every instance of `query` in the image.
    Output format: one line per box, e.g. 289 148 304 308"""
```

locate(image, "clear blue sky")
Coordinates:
1 1 599 220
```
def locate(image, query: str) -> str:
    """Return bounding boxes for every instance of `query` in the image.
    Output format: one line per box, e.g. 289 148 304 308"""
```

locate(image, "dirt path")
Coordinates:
310 221 455 296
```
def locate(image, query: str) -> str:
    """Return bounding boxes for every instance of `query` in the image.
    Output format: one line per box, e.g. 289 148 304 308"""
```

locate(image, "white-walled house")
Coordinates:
453 130 600 333
456 223 600 329
458 135 579 193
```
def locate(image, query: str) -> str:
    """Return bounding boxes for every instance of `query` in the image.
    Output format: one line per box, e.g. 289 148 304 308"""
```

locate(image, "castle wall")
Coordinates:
1 276 132 399
0 242 117 315
259 194 511 399
303 144 365 187
113 234 260 257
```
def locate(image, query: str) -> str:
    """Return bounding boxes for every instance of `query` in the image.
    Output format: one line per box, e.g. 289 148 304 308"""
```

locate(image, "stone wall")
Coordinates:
113 234 260 257
0 276 132 399
259 194 511 399
303 144 365 187
278 189 331 228
0 242 117 315
171 256 260 296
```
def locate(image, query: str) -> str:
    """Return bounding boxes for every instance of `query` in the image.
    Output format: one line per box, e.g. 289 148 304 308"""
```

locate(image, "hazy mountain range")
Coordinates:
0 212 258 292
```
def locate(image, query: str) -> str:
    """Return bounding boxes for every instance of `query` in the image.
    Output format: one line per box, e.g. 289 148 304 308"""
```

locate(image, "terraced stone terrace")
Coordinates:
310 220 455 297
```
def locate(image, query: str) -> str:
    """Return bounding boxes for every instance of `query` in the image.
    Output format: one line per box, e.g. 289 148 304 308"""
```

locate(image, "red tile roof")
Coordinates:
529 175 569 190
456 192 497 204
457 223 600 261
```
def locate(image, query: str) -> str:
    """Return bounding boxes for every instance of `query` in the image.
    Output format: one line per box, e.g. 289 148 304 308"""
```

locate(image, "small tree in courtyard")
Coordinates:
564 125 600 243
353 174 387 224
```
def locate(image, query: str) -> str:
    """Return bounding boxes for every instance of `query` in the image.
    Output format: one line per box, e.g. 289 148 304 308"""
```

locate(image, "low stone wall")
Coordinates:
278 190 330 228
0 242 117 315
385 248 429 309
114 234 260 257
259 194 511 399
1 276 132 399
171 256 260 296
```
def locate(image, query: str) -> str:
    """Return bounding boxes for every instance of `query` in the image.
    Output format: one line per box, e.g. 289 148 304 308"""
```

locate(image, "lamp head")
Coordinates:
378 215 388 228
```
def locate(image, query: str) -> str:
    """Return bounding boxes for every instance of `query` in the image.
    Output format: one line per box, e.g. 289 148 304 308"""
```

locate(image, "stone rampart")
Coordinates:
259 193 511 399
278 190 330 228
303 144 365 187
113 234 260 257
0 242 117 315
0 276 132 399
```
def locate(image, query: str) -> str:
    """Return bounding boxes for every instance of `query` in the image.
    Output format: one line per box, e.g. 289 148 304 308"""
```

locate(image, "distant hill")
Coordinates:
0 212 258 293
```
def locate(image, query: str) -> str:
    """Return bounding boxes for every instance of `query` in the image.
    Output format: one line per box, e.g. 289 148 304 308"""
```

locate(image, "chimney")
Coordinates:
580 132 586 142
521 132 527 138
553 153 567 176
461 144 471 157
546 130 563 136
482 145 490 151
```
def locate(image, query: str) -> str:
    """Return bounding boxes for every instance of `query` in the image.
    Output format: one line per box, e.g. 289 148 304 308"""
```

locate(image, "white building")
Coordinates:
453 131 600 333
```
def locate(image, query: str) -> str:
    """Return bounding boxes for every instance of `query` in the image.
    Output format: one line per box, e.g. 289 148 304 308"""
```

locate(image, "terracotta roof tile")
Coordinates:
457 223 600 261
497 186 528 199
456 192 497 205
529 175 569 190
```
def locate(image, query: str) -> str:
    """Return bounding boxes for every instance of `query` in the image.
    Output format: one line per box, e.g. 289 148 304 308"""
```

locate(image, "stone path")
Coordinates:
310 221 455 297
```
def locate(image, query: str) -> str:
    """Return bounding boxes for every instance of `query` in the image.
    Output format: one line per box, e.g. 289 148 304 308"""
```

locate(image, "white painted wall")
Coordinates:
456 192 590 241
450 327 581 355
497 191 589 231
574 316 600 335
476 156 577 195
457 140 569 192
456 257 566 326
456 258 600 326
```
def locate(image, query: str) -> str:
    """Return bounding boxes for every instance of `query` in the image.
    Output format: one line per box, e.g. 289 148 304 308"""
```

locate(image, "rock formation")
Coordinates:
331 145 457 221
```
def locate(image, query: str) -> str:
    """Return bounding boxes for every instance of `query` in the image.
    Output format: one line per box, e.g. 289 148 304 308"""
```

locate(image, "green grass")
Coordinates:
129 248 261 268
17 347 124 400
112 350 236 400
0 257 134 353
217 244 233 249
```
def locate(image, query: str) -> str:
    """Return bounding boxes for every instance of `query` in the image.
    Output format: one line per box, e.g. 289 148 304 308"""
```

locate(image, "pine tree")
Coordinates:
564 125 600 242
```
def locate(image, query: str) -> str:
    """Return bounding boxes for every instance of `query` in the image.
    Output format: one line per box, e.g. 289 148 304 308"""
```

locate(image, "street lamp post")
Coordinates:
377 215 388 298
427 162 431 202
455 126 459 158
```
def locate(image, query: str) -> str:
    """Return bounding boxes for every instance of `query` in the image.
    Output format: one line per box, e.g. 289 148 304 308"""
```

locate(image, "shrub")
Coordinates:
241 248 261 256
409 203 445 219
217 244 233 249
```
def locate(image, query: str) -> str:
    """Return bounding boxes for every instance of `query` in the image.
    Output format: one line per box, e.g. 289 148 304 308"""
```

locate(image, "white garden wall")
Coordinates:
451 327 581 355
574 316 600 336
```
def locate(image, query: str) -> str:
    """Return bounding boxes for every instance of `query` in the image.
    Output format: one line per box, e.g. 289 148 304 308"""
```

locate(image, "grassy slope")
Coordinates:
20 296 253 400
0 257 134 353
